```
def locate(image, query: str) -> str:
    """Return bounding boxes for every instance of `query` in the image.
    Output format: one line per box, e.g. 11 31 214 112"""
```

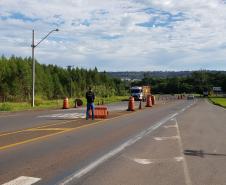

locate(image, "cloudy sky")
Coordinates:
0 0 226 71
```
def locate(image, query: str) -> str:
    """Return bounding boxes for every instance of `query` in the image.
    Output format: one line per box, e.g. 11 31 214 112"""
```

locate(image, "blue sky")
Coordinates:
0 0 226 71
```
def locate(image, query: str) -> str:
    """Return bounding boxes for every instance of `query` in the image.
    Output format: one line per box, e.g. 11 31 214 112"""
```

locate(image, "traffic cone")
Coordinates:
63 97 69 109
127 96 135 111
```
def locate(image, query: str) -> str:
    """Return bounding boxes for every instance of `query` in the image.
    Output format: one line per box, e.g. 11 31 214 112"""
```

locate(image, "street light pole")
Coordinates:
32 30 35 107
31 29 59 107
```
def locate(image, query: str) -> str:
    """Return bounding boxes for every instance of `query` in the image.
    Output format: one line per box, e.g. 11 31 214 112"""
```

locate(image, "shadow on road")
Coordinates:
184 149 226 158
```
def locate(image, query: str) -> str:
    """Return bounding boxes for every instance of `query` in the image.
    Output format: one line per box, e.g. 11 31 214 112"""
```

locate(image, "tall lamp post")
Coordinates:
31 29 59 107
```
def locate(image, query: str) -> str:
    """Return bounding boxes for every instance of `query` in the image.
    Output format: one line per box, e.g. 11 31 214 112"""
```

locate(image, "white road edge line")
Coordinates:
2 176 41 185
174 118 192 185
59 102 195 185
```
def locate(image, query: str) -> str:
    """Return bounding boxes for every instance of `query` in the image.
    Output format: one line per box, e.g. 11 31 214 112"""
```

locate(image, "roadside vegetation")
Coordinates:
132 71 226 94
1 55 226 112
208 97 226 108
0 56 129 111
0 96 128 112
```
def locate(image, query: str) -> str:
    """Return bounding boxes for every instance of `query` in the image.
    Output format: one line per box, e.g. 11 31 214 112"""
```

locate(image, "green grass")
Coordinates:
209 97 226 108
0 96 129 112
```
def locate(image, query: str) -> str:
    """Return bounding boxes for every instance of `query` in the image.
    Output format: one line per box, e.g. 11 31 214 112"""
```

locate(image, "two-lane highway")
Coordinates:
0 101 137 133
0 98 196 185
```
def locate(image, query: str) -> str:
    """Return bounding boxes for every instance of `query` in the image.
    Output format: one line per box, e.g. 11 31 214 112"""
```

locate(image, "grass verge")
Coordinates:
0 96 129 112
208 97 226 108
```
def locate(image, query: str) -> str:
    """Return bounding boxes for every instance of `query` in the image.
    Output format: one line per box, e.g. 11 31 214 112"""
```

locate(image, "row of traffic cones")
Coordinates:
127 95 156 111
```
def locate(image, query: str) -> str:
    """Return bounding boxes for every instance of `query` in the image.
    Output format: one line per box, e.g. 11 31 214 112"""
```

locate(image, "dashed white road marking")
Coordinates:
38 113 85 119
154 136 179 141
133 158 153 165
164 125 177 128
181 108 186 112
2 176 41 185
175 156 184 162
127 156 184 165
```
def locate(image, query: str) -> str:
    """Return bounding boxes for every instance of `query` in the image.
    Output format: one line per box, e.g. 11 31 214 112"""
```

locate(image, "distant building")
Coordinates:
121 78 131 81
213 87 222 92
131 79 141 82
213 87 222 95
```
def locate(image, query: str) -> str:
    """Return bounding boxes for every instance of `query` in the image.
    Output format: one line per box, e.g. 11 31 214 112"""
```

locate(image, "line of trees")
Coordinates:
1 55 226 103
132 71 226 94
0 56 128 102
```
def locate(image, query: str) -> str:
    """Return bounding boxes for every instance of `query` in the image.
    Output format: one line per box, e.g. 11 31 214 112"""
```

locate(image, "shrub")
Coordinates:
0 103 12 111
34 96 44 106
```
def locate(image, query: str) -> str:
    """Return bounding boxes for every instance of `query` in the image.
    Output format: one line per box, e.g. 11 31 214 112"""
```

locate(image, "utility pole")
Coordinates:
32 30 35 107
31 29 59 107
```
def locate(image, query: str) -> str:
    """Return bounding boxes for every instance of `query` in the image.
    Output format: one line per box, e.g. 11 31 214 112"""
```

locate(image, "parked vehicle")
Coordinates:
187 94 195 100
130 86 151 101
203 91 208 97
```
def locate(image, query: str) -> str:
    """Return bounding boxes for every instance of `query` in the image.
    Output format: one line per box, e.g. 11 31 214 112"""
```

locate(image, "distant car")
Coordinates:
187 94 195 100
203 91 208 97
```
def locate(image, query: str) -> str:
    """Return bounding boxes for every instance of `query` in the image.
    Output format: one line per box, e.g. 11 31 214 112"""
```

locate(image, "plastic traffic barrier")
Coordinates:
89 106 108 119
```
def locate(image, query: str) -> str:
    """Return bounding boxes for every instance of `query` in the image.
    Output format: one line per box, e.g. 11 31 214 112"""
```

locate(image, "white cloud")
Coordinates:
0 0 226 71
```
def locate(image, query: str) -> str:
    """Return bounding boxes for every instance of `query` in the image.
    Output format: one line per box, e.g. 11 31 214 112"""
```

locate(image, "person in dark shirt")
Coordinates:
86 87 95 120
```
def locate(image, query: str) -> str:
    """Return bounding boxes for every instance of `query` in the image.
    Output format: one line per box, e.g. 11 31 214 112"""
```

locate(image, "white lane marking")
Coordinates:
175 156 184 162
128 156 184 165
59 101 196 185
179 100 197 114
2 176 41 185
154 136 179 141
38 113 85 119
173 118 192 185
133 158 153 165
59 112 179 185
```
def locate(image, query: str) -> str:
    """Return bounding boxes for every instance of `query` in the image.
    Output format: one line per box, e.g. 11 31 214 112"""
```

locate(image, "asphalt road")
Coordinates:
0 101 139 133
1 98 225 185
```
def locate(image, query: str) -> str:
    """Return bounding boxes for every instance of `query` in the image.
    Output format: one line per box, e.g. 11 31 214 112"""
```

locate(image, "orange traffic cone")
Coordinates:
63 97 69 109
146 95 152 107
127 96 135 111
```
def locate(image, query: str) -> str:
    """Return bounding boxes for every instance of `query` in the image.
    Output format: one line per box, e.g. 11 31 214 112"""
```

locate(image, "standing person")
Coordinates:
86 87 95 120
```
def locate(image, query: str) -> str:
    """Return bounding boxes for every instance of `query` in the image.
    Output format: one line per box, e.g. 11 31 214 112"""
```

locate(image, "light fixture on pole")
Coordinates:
31 29 59 107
